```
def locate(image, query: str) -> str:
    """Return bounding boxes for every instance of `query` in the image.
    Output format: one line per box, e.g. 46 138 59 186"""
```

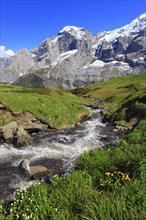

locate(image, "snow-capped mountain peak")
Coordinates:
59 25 86 40
96 13 146 43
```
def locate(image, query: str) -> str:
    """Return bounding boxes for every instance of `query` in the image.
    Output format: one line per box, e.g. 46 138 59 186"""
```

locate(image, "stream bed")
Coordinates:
0 108 123 200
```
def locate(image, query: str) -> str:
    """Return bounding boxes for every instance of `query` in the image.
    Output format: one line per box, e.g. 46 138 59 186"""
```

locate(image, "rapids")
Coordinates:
0 108 122 200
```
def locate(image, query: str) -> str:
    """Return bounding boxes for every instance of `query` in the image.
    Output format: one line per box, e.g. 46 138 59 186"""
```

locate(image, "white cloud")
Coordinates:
0 45 15 58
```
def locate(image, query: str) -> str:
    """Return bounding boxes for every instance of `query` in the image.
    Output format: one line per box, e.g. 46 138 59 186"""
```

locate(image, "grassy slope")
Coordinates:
72 74 146 127
0 84 89 129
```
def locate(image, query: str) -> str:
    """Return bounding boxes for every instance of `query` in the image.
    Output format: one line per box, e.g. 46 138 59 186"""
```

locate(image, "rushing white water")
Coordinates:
0 108 121 200
0 108 117 167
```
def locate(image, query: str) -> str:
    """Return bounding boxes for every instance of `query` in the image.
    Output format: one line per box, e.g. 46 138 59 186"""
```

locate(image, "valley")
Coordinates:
0 10 146 220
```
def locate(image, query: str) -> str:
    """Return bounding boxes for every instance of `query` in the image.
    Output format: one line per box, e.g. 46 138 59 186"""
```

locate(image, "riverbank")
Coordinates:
0 85 92 146
72 74 146 130
0 84 91 129
1 119 145 219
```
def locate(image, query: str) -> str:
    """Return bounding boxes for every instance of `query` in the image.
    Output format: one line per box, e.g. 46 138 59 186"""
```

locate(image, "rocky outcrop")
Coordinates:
1 121 32 146
0 107 49 146
0 13 145 88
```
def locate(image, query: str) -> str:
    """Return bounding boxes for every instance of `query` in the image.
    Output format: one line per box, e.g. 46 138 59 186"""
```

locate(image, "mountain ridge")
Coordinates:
0 13 146 88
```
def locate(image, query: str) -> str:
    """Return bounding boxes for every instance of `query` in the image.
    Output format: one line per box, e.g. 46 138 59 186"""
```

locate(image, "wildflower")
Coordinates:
117 171 123 175
105 172 111 176
96 191 102 195
123 174 130 181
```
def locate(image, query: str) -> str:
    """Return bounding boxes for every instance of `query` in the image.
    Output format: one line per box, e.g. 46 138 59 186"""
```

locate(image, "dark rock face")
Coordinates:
0 13 145 88
58 32 78 53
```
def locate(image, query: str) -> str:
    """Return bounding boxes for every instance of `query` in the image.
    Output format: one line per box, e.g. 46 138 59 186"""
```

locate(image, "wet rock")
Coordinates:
18 159 50 180
2 121 18 141
14 126 32 147
22 122 48 133
29 165 50 179
18 159 31 179
42 175 52 184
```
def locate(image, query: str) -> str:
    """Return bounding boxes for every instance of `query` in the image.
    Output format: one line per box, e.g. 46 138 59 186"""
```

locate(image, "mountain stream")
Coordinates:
0 108 123 200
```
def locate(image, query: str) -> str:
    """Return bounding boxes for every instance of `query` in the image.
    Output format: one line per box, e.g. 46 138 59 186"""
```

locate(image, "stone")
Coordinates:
29 165 50 179
22 122 48 133
2 121 18 140
15 126 32 146
18 159 50 180
129 117 139 129
18 159 31 179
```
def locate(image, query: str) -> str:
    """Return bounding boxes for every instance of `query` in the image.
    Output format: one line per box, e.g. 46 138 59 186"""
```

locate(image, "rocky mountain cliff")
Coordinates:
0 13 146 88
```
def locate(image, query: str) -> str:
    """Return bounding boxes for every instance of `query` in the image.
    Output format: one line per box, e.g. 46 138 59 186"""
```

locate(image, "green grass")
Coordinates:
1 120 146 220
0 84 90 129
72 74 146 127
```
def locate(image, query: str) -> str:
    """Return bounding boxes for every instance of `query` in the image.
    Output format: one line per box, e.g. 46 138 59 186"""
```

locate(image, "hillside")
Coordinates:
0 84 89 129
72 74 146 129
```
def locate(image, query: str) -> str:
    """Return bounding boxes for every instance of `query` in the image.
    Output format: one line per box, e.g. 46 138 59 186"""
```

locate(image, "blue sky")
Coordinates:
0 0 145 55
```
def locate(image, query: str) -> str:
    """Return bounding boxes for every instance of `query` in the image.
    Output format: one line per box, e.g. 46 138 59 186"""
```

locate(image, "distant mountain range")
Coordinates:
0 13 146 88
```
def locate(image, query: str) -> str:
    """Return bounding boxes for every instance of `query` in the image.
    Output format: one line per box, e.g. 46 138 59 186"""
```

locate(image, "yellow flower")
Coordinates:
105 172 111 176
123 174 130 181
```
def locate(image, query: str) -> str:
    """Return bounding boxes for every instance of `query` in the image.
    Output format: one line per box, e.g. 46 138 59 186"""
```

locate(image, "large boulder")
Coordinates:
2 121 18 142
29 165 50 179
